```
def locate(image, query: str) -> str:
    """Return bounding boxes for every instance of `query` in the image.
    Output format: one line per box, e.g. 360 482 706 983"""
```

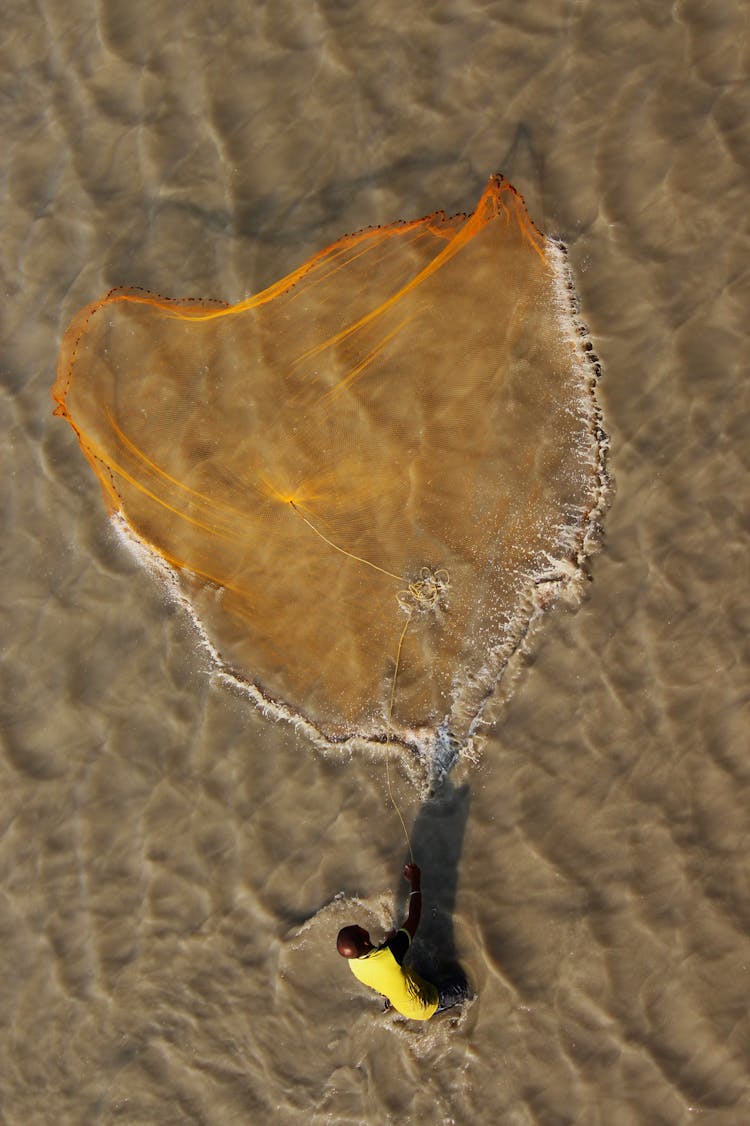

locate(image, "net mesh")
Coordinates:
53 176 607 754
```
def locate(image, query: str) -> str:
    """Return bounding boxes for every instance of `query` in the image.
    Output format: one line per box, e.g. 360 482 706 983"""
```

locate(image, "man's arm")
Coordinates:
402 862 422 940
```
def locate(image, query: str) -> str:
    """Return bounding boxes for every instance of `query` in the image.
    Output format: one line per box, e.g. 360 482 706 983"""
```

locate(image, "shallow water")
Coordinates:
2 1 749 1123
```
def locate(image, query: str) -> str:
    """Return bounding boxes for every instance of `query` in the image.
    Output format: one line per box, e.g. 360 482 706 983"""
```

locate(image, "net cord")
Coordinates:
288 499 429 859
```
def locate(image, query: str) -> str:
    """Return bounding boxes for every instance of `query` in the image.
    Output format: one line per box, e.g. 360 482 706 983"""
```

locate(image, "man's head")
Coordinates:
337 925 373 958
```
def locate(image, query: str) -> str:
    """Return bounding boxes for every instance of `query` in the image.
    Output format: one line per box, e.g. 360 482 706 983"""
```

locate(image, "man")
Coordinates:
337 862 469 1021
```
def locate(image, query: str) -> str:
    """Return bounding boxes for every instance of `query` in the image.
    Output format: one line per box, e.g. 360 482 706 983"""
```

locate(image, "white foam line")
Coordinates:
108 235 610 778
110 512 435 765
454 235 611 752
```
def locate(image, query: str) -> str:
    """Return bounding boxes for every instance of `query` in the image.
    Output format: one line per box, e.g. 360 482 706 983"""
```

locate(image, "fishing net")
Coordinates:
53 176 607 757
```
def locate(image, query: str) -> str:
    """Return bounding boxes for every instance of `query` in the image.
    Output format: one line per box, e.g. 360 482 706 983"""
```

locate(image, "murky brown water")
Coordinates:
2 1 749 1122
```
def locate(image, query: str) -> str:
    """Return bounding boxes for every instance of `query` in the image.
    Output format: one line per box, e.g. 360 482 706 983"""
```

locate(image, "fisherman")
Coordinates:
336 862 470 1020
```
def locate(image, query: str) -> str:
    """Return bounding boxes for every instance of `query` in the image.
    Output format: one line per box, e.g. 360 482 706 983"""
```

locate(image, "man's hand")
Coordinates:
402 863 422 939
403 862 421 890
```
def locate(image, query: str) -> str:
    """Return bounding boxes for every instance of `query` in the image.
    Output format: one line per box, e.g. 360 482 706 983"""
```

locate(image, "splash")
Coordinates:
53 176 608 758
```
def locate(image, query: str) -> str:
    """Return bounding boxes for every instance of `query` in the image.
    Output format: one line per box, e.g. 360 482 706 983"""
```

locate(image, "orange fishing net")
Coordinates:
53 176 607 756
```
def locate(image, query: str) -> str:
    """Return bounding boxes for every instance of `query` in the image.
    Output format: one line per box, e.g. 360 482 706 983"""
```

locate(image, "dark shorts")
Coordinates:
435 973 472 1013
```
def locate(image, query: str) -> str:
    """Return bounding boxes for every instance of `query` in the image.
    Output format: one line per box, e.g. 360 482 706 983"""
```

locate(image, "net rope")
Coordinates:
288 499 449 859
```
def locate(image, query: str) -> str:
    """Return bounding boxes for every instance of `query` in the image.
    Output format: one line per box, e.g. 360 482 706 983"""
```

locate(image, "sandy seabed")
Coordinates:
1 1 749 1123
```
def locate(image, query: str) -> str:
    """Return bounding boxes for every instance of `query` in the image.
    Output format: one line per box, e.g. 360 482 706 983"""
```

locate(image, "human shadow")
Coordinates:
392 776 471 981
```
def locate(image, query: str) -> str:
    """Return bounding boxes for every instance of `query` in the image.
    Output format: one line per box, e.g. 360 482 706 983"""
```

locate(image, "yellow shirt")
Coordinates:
348 929 439 1021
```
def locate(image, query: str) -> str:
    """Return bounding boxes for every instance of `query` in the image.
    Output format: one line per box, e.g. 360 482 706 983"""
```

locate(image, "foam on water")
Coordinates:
86 220 610 784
